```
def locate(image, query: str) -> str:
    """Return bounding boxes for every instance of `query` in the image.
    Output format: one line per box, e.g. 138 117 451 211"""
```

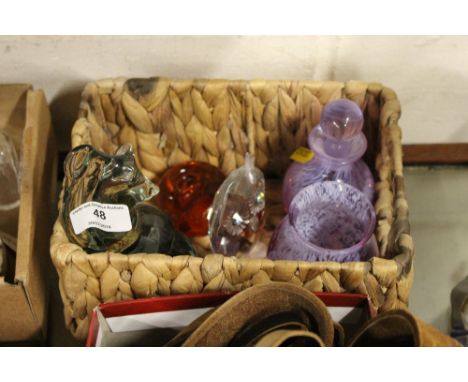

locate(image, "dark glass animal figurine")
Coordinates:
61 144 194 256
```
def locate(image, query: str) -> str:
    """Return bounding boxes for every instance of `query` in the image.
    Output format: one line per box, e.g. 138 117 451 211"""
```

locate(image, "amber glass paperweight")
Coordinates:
155 161 226 237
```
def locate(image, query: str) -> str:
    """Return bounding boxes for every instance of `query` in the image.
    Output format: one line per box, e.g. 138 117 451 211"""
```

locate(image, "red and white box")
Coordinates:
87 291 375 346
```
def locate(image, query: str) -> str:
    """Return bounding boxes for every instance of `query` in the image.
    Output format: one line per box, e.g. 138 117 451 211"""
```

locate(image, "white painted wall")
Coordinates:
1 36 467 148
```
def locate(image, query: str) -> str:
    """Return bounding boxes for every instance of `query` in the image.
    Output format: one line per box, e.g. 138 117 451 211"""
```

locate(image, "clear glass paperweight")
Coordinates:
208 153 265 256
283 99 374 209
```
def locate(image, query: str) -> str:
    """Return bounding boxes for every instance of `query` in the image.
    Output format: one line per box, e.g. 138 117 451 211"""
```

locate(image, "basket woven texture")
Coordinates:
50 78 413 339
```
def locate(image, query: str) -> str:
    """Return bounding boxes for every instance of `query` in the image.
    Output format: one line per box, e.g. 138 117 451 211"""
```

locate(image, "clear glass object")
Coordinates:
61 144 195 256
450 276 468 346
268 181 378 262
282 99 375 209
0 130 20 250
208 153 265 256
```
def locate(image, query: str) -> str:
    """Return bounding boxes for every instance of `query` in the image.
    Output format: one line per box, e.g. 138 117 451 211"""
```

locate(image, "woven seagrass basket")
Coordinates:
50 77 414 339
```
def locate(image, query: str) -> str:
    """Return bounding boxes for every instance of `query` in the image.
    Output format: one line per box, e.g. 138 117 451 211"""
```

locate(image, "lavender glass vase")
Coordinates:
282 99 374 210
268 181 378 262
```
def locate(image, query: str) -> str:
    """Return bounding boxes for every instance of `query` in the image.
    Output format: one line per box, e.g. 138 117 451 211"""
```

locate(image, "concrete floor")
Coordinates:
45 165 468 345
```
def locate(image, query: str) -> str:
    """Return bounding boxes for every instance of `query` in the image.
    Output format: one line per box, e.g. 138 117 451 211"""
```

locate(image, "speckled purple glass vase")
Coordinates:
268 181 378 262
282 99 374 210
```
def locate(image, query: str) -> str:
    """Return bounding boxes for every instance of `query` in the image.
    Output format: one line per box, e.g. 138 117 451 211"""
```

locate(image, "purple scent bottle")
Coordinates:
282 99 375 209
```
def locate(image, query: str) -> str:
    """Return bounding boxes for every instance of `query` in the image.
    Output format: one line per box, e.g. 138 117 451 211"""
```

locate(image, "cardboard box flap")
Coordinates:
0 86 55 343
15 90 54 282
14 90 55 340
0 279 39 341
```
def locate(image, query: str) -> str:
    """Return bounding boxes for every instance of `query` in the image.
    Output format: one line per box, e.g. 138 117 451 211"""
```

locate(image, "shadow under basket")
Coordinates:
50 77 414 340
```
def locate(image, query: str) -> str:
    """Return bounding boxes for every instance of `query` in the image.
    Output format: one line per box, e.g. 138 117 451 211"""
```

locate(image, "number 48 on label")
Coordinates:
93 209 106 220
70 202 131 235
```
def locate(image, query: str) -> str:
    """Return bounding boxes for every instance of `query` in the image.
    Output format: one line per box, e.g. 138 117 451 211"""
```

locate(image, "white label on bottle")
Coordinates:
69 201 132 235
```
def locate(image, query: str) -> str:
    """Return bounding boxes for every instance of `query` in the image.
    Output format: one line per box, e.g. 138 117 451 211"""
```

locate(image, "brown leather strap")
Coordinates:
229 310 311 346
182 282 334 346
255 329 325 347
348 309 462 347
